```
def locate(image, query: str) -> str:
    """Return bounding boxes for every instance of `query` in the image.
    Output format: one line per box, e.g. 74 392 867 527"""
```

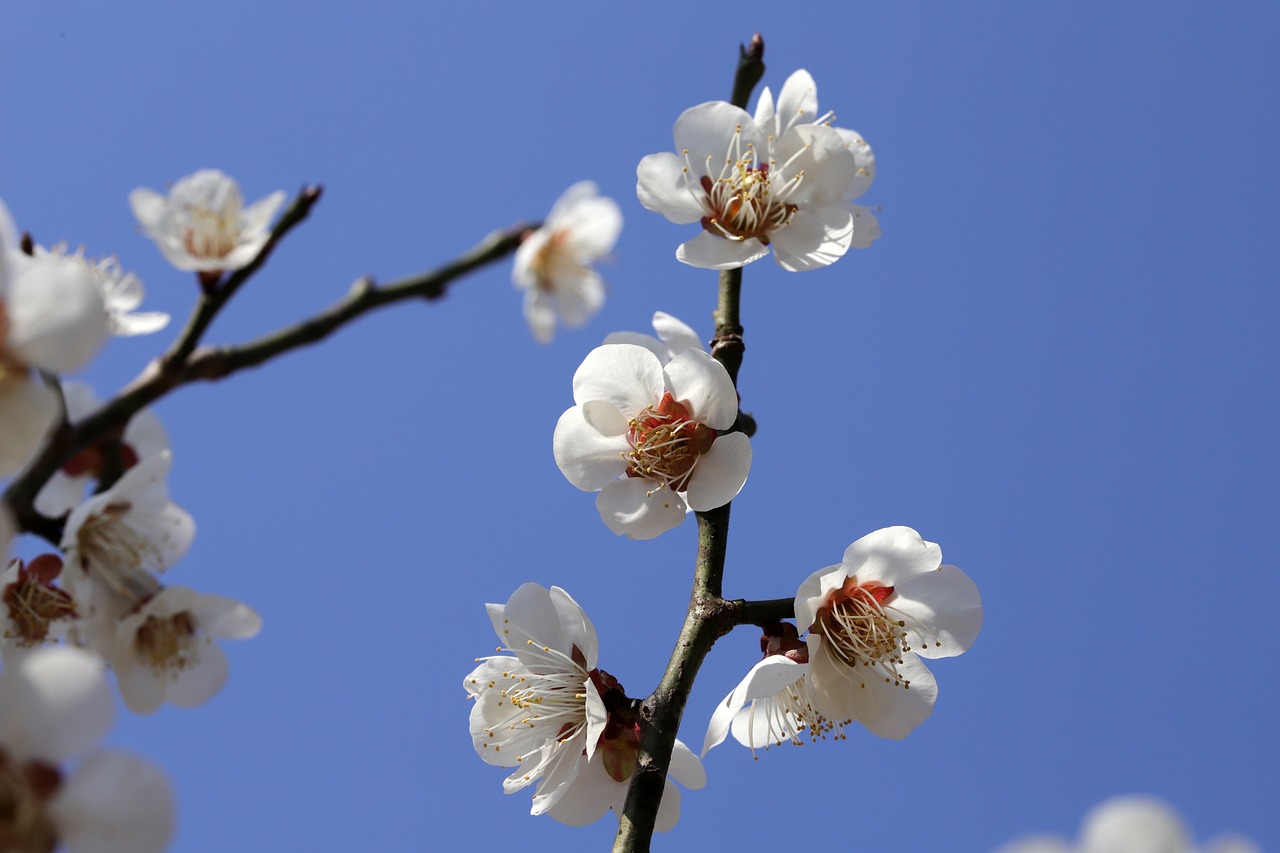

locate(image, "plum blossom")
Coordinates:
602 311 704 365
0 199 110 475
513 181 622 343
992 796 1261 853
35 383 169 518
1 555 78 660
107 585 262 715
35 245 169 337
60 451 194 590
0 645 174 852
553 344 751 539
465 583 703 829
795 526 982 740
130 169 285 273
637 69 878 271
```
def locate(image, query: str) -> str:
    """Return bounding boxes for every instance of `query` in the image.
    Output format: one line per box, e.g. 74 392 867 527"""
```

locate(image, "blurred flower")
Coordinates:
465 583 703 830
0 645 174 852
1 555 77 659
108 585 261 715
636 69 877 271
513 181 621 343
553 344 751 539
794 526 982 740
60 451 194 588
0 199 109 475
602 311 704 364
36 245 169 337
992 795 1261 853
129 169 285 272
36 383 169 518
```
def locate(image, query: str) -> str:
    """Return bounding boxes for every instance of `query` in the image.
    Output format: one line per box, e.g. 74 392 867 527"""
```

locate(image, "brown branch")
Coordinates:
3 216 533 547
614 36 766 853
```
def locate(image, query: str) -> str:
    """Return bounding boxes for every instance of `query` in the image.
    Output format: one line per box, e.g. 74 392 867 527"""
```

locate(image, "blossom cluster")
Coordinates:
1 173 278 850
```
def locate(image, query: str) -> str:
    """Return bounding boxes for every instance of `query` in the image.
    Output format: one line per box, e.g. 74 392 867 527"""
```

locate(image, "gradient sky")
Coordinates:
3 2 1277 851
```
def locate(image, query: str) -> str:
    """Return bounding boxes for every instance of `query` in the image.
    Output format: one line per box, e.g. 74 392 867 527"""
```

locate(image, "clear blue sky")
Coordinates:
4 2 1277 850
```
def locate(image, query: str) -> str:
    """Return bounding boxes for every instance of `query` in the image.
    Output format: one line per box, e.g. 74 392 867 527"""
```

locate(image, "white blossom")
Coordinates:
602 311 704 364
130 169 285 272
553 344 751 539
513 181 622 343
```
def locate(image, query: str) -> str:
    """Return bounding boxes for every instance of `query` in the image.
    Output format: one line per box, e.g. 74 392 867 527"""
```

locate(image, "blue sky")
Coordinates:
3 2 1277 851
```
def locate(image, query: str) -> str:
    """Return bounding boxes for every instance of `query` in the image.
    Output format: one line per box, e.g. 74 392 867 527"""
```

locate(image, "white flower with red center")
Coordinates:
795 526 983 740
35 383 169 518
636 69 877 271
108 585 261 714
1 555 78 660
60 451 195 590
0 198 111 475
553 344 752 539
602 311 705 365
0 645 175 853
513 181 622 343
465 583 703 829
129 169 285 273
993 796 1261 853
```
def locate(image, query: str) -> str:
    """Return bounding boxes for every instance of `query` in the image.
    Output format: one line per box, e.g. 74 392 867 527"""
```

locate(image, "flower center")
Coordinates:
685 124 804 244
2 557 77 647
624 392 716 494
530 230 583 293
134 610 200 674
813 578 911 689
182 205 241 260
0 751 61 853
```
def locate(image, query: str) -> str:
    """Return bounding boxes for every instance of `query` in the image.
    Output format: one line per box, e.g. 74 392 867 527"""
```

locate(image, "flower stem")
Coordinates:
613 36 766 853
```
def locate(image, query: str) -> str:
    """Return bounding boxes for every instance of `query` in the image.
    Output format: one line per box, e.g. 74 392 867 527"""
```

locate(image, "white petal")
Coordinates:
596 479 687 539
676 231 768 269
774 124 858 205
5 253 108 373
240 190 287 234
0 646 114 762
663 348 737 429
702 656 805 755
1080 797 1193 853
581 399 628 437
52 751 175 853
752 85 776 134
544 755 620 827
108 310 170 337
583 676 608 761
557 196 622 258
891 565 983 658
809 643 937 740
653 777 683 833
554 270 605 329
571 344 663 413
770 205 855 272
684 432 751 512
636 153 706 225
553 406 628 491
601 331 669 363
848 204 882 249
489 583 569 658
523 288 556 343
837 129 876 200
549 585 598 669
0 381 57 476
165 642 229 708
673 102 763 169
775 69 819 134
842 526 943 586
668 738 706 790
651 311 704 356
128 188 167 232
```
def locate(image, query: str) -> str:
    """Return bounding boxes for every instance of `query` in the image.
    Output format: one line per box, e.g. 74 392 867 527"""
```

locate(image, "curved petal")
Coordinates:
774 69 820 136
703 656 806 754
668 738 705 790
128 188 167 233
837 129 876 199
770 204 855 272
651 311 704 356
558 196 622 257
571 344 663 414
52 751 175 853
5 253 108 373
653 778 683 833
842 526 943 586
554 271 605 329
602 331 668 363
596 478 687 539
794 564 843 632
1080 797 1193 853
166 642 229 708
0 381 57 476
489 583 568 657
553 406 628 491
581 400 628 437
891 565 983 658
752 85 775 135
677 231 769 269
523 288 556 343
684 432 751 511
664 349 737 429
550 586 598 670
773 124 857 205
240 190 287 234
544 756 620 827
0 646 114 762
847 204 882 249
809 644 937 740
673 102 762 169
636 152 706 225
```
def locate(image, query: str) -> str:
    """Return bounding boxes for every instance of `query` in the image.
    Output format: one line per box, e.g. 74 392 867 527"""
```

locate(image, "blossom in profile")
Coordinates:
992 795 1261 853
794 526 982 740
36 245 169 337
637 68 878 271
465 583 703 829
0 645 175 852
0 199 109 474
513 181 622 343
129 169 285 273
35 383 169 518
553 344 751 539
602 311 704 365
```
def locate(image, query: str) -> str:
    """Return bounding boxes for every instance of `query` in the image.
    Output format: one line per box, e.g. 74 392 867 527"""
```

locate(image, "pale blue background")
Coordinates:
3 2 1277 850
